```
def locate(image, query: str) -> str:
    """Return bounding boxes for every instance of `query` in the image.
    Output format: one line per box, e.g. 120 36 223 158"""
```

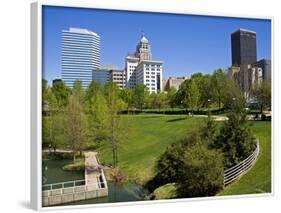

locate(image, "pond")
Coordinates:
42 158 149 205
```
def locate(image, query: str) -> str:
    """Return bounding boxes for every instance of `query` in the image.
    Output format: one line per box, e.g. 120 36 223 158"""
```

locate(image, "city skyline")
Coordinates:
42 6 271 85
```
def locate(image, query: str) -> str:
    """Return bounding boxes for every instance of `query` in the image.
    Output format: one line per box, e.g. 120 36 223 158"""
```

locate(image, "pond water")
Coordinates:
42 158 149 205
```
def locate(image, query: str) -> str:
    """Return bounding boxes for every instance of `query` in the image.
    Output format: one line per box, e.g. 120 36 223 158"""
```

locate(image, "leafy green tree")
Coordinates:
253 80 271 114
222 78 246 111
155 92 167 111
176 79 200 115
42 83 67 152
176 142 224 197
167 87 177 109
154 132 224 198
134 84 149 111
104 82 124 167
66 88 87 162
200 114 218 145
51 81 70 108
86 82 109 149
213 110 256 168
120 88 135 113
211 69 227 109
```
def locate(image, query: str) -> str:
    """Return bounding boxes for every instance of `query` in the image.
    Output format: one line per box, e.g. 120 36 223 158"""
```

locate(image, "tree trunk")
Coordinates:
73 152 76 163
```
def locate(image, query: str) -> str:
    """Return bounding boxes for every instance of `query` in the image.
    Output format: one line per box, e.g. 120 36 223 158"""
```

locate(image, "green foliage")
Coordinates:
66 93 88 162
84 81 110 148
222 78 246 110
149 92 167 111
120 88 135 112
167 87 177 109
191 73 212 109
152 183 177 200
104 82 125 167
134 84 149 110
213 111 256 168
51 81 71 108
200 114 218 144
211 69 227 109
253 80 271 114
154 131 224 198
176 141 224 197
176 79 200 113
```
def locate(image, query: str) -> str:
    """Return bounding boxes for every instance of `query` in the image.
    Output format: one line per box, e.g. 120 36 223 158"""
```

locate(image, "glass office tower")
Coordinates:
61 28 100 88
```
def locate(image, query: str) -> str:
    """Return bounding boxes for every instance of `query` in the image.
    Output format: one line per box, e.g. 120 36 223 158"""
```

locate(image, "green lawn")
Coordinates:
98 114 205 184
219 121 272 195
98 114 272 195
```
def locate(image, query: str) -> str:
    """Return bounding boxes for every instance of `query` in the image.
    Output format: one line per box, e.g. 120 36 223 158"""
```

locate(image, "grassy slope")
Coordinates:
98 114 204 184
98 114 271 195
219 121 272 195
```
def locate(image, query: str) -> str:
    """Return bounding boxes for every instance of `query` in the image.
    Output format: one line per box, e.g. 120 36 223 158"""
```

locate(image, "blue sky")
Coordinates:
42 6 271 84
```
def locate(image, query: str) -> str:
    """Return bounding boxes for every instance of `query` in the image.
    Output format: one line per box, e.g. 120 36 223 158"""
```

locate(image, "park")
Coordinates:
42 70 271 206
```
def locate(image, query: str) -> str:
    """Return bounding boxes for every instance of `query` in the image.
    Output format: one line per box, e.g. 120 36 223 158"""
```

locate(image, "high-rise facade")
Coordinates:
61 28 100 88
253 59 271 81
125 33 163 93
231 29 257 66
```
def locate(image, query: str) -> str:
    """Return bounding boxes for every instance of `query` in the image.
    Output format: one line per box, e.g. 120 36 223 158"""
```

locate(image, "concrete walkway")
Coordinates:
84 152 102 188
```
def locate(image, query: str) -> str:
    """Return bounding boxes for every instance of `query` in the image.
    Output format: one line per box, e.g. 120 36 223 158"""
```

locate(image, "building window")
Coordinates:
151 72 155 75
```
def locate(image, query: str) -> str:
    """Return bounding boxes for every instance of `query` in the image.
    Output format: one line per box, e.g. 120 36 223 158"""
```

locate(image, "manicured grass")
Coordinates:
98 114 271 196
219 121 272 195
98 114 205 184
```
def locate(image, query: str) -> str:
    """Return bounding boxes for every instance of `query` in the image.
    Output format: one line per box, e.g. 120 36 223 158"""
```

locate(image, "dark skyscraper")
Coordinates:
231 29 257 66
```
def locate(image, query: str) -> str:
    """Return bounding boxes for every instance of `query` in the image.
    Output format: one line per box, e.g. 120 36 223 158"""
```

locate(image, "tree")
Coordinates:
213 110 256 168
200 114 218 145
134 84 149 111
85 82 109 149
104 82 124 167
176 79 200 115
155 92 167 111
66 82 87 162
211 69 227 109
154 132 224 198
222 78 246 111
167 87 177 109
42 83 66 152
253 80 271 114
120 88 135 113
176 142 224 197
51 81 70 109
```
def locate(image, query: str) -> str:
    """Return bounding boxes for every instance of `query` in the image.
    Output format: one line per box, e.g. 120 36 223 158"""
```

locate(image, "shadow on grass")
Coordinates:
167 117 187 122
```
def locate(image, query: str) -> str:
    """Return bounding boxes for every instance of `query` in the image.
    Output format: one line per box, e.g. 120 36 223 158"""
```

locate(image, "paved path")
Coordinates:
84 152 102 188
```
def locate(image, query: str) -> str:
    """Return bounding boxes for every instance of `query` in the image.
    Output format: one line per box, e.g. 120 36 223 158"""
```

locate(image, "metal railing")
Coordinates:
224 141 260 186
42 179 85 191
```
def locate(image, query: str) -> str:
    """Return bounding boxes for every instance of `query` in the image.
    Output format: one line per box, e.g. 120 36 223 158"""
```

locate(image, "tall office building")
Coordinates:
125 33 163 93
231 29 257 66
61 28 100 88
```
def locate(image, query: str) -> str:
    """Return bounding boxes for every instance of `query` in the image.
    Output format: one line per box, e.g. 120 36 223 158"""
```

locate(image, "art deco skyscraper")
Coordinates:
61 28 100 88
125 33 163 93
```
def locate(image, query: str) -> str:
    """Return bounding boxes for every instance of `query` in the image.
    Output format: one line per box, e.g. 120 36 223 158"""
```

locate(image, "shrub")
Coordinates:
176 142 224 198
213 111 256 168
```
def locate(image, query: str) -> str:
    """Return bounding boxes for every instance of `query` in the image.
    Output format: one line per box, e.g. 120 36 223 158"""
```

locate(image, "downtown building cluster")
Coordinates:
60 27 163 93
228 29 271 101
